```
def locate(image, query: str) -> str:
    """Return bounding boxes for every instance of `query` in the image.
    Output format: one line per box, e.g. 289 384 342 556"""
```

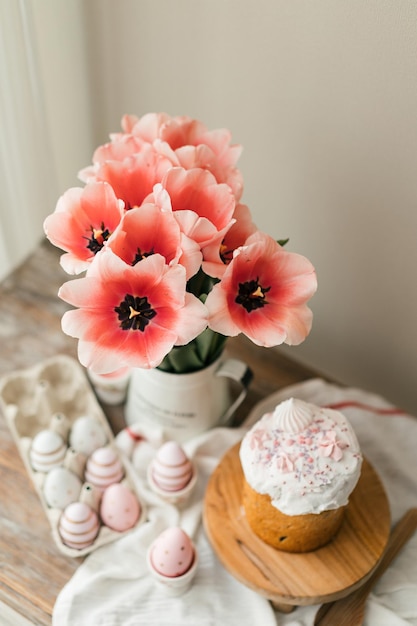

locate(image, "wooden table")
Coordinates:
0 240 317 625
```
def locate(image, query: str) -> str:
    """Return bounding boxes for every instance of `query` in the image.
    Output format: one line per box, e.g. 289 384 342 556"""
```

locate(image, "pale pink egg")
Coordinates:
149 527 194 577
85 446 124 490
59 501 100 550
150 441 193 492
100 483 141 532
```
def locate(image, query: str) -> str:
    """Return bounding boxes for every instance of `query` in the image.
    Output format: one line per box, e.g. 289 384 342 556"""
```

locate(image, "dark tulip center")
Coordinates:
132 247 154 266
220 241 233 265
235 278 270 312
85 223 111 254
115 294 157 331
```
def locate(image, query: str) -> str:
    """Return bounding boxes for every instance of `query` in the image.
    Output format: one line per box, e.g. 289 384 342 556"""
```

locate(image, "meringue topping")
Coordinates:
272 397 314 433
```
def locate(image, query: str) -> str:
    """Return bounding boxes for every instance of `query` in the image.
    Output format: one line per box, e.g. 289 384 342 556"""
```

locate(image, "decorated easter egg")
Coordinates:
149 527 194 577
30 429 67 472
59 501 100 550
43 466 82 509
150 441 193 492
100 483 141 532
69 415 107 456
115 426 147 459
85 446 124 490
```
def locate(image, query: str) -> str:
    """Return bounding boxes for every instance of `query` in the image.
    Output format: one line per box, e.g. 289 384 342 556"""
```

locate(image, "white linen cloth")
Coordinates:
53 378 417 626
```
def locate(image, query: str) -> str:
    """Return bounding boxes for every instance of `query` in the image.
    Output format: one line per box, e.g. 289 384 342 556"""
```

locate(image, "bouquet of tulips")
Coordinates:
44 112 317 375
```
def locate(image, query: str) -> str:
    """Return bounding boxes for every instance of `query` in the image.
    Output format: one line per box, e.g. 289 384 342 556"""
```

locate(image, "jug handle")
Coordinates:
215 359 253 427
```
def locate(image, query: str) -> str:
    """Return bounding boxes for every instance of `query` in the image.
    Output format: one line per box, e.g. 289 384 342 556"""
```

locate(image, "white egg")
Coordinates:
69 415 107 456
30 429 67 472
43 467 82 509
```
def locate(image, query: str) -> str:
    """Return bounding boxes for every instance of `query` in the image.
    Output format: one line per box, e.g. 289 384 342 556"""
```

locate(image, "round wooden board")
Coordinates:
203 442 390 608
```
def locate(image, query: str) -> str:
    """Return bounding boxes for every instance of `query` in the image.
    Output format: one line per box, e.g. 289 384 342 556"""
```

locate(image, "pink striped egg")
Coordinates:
150 441 193 492
85 447 124 490
59 501 100 550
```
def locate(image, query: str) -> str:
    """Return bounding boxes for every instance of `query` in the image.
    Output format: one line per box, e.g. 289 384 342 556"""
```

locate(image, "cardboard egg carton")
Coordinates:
0 354 145 557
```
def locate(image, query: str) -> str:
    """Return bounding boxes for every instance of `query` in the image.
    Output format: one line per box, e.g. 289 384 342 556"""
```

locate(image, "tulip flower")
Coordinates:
58 248 207 374
206 232 317 347
43 182 125 274
43 112 318 376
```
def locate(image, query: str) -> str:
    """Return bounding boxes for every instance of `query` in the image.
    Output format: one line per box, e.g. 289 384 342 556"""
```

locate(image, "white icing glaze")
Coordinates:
240 398 362 515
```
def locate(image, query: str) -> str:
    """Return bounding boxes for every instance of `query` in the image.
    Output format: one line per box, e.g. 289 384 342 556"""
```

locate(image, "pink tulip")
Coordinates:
121 112 243 198
152 167 236 247
82 143 173 211
173 144 243 200
58 248 208 374
107 203 182 266
92 134 146 168
78 135 148 184
123 112 242 169
206 231 317 347
107 202 201 279
202 203 258 279
43 182 125 274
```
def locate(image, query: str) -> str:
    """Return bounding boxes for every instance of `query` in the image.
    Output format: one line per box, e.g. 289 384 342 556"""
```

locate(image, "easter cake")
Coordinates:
239 397 362 552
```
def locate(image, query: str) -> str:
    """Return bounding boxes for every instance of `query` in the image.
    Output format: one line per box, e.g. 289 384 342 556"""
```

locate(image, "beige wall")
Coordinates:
33 0 417 413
